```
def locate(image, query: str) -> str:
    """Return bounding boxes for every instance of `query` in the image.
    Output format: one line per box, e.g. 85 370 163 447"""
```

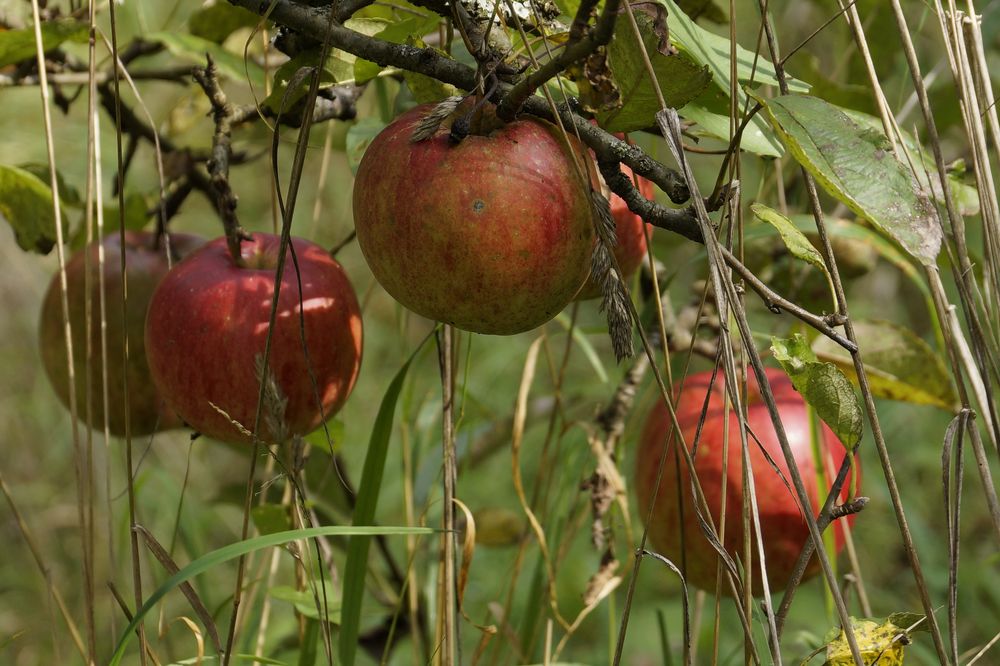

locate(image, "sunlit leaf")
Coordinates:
824 617 907 666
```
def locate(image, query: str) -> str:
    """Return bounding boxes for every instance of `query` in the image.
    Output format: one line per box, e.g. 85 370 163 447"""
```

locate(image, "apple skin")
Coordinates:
635 367 857 595
144 233 363 444
576 164 655 300
38 231 204 437
353 101 596 335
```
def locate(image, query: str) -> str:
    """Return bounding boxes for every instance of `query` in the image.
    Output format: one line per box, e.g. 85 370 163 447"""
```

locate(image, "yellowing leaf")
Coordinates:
826 618 906 666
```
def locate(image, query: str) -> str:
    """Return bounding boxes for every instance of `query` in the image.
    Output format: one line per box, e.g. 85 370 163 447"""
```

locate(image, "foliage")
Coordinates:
0 1 998 666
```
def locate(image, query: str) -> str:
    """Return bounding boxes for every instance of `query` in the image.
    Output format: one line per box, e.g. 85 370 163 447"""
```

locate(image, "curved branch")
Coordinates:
226 0 691 204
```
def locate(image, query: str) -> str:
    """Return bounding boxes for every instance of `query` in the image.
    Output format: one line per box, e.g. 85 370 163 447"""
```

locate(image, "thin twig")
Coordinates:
192 56 254 265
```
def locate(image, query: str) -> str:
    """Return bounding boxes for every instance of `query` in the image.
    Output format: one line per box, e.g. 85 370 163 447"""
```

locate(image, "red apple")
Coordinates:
38 231 204 437
352 100 596 335
576 163 655 300
635 367 857 594
144 233 362 444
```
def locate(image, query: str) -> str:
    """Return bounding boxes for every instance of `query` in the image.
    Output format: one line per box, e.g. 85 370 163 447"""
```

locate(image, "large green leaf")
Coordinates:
146 31 265 89
662 0 807 94
0 164 66 254
0 19 87 67
339 334 433 666
812 320 957 411
753 93 942 266
843 108 980 217
771 334 863 449
108 525 434 665
597 9 711 132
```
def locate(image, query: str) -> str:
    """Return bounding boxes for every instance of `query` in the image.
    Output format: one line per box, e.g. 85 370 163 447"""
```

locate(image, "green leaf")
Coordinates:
270 582 341 625
886 612 929 632
771 334 864 448
146 31 265 89
751 203 827 275
597 9 711 133
339 333 434 666
663 0 807 94
0 164 67 254
843 108 980 217
17 163 81 207
188 3 261 44
0 19 88 68
354 15 441 84
345 118 387 175
403 41 458 104
680 89 783 157
812 320 957 411
251 504 290 536
264 51 340 114
752 93 942 266
107 525 434 665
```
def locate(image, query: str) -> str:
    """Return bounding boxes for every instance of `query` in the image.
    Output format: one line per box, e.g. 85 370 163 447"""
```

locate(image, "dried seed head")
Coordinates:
410 95 465 143
590 189 617 248
255 353 289 444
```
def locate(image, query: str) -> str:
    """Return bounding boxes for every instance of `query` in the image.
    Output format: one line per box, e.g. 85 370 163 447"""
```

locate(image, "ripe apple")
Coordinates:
576 162 655 300
38 231 204 437
352 100 596 335
144 233 363 444
635 367 857 594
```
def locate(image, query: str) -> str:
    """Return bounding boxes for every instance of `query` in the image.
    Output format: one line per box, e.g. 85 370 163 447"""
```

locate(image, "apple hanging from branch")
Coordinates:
38 231 204 437
144 233 363 444
352 100 597 335
634 367 859 594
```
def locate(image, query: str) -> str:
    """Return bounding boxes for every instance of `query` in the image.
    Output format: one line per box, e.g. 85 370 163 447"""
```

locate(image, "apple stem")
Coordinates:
192 55 255 267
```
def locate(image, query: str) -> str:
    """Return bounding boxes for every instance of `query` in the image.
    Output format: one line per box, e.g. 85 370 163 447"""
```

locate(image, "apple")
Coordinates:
352 100 596 335
38 231 204 437
144 233 363 444
634 367 857 594
576 162 655 300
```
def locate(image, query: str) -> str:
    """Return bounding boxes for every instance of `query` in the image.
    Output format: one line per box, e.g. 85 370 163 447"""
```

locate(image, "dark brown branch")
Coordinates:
192 56 254 265
226 0 692 205
495 0 620 120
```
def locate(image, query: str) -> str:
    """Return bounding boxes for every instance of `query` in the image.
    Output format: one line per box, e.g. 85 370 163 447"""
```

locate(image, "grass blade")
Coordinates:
339 334 433 666
108 525 434 665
